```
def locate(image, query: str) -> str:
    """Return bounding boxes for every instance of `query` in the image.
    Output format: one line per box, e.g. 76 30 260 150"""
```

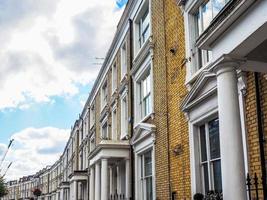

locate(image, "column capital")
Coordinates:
213 62 238 77
101 158 108 161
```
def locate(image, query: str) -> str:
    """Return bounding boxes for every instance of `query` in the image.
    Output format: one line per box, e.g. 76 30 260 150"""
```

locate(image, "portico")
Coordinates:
88 141 131 200
69 170 88 200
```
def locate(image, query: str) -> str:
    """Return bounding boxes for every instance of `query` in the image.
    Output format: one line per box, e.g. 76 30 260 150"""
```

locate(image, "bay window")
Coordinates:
199 118 222 194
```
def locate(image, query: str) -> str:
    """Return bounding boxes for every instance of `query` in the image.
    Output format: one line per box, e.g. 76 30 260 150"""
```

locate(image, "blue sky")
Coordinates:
0 84 91 143
0 0 127 180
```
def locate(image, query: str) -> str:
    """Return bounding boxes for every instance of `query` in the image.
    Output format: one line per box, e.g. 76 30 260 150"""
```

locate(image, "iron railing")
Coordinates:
109 194 129 200
246 173 264 200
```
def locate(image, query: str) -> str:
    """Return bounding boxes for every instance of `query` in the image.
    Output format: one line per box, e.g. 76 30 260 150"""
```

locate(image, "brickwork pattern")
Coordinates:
164 0 191 199
151 0 171 199
245 72 267 199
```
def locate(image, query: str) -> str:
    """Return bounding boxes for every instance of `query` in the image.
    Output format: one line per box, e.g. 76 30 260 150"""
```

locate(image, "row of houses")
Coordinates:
2 0 267 199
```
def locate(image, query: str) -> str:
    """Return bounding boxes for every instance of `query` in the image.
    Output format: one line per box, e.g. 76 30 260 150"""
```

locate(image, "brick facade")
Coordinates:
246 72 267 199
164 1 191 199
151 0 171 199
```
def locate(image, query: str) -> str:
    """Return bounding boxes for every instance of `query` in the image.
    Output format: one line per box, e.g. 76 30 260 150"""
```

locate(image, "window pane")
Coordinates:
144 151 152 176
142 10 149 32
209 118 220 159
202 1 212 30
212 0 226 16
202 163 209 194
200 125 207 162
144 95 151 116
145 177 153 200
196 11 201 36
142 10 150 43
146 73 151 94
212 160 222 192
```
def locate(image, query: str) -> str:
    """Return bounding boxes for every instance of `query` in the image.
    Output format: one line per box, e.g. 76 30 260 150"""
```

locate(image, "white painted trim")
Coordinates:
132 56 153 125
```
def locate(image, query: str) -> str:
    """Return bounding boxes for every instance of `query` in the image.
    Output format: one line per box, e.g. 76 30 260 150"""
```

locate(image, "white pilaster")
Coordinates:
90 167 95 200
101 159 108 200
95 163 101 200
215 64 246 200
73 181 77 200
116 165 121 195
125 159 131 199
109 167 113 195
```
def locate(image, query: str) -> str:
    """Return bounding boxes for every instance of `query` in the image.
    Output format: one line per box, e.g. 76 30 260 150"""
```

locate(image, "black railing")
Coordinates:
246 173 264 200
109 194 129 200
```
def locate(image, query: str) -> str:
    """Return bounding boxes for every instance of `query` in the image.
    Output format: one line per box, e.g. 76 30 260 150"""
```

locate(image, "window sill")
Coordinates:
134 37 150 61
185 61 213 87
100 103 108 113
134 112 154 128
120 133 129 140
120 74 128 83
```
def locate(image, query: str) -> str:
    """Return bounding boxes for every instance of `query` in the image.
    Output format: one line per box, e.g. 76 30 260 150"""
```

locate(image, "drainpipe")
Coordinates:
254 72 267 199
129 18 135 200
162 2 172 200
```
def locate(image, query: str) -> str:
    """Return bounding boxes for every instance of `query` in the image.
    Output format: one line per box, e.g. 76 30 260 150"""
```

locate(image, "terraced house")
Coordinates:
178 0 267 199
2 0 267 200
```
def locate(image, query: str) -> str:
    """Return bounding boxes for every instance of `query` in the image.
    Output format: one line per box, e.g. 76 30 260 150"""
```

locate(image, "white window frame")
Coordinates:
140 150 153 200
112 62 117 93
198 118 222 194
134 0 151 56
89 105 95 129
134 139 156 200
121 42 127 80
133 58 153 124
101 80 108 110
101 116 109 140
120 90 128 139
111 105 117 140
89 134 95 152
139 72 152 118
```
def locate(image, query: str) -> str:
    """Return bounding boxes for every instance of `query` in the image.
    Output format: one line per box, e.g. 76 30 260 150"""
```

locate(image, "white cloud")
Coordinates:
0 0 124 110
0 127 70 181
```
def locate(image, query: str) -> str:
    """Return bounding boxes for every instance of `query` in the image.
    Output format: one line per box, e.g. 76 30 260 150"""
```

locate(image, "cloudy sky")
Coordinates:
0 0 127 181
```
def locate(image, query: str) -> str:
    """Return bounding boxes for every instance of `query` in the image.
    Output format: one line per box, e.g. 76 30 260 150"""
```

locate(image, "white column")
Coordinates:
109 167 113 195
116 165 121 195
60 189 64 200
89 167 95 200
101 159 108 200
125 159 131 199
95 163 101 200
215 65 246 200
73 181 78 200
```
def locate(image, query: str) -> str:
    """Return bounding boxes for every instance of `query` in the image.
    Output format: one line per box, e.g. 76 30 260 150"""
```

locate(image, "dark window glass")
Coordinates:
200 125 207 162
213 160 222 192
209 118 220 159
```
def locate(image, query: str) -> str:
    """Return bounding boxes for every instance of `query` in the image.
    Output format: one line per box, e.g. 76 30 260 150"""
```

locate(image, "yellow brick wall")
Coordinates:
151 1 190 199
245 72 267 199
151 0 171 199
164 0 191 199
259 73 267 166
